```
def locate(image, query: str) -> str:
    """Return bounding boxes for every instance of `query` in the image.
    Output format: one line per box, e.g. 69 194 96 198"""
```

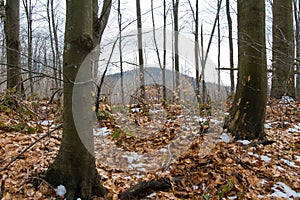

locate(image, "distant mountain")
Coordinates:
99 67 228 104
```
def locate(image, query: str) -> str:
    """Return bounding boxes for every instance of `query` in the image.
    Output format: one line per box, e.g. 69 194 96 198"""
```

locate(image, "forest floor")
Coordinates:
0 93 300 199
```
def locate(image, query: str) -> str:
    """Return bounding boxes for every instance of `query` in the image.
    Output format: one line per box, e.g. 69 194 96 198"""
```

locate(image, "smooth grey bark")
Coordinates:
224 0 267 140
5 0 22 93
270 0 294 98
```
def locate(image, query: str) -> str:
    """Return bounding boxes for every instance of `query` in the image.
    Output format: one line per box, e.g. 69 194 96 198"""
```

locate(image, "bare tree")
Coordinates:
224 0 267 140
22 0 34 95
136 0 145 99
173 0 180 99
226 0 235 95
5 0 22 93
271 0 294 98
45 0 112 198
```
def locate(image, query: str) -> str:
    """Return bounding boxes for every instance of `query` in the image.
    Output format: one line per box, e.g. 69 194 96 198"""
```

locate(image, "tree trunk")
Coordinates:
51 0 62 88
270 0 294 98
5 0 22 93
194 0 201 104
136 0 145 99
46 0 58 89
45 1 107 199
294 0 300 100
118 0 124 105
22 0 34 95
224 0 267 140
163 0 167 100
226 0 235 95
173 0 180 100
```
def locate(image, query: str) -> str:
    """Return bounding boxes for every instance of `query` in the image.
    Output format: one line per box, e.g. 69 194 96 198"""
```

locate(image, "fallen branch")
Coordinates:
248 140 276 147
0 124 62 172
118 179 171 200
118 177 183 200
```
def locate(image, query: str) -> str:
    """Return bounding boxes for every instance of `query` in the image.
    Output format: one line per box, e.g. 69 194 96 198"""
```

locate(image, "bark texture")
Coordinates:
45 1 107 199
224 0 267 140
271 0 294 98
5 0 22 92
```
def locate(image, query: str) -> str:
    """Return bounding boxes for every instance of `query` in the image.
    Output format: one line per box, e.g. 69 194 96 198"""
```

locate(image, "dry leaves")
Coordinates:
0 95 299 199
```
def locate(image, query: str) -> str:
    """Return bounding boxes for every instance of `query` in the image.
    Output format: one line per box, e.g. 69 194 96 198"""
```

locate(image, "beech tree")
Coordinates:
45 0 111 199
224 0 267 140
271 0 294 98
5 0 22 92
136 0 145 99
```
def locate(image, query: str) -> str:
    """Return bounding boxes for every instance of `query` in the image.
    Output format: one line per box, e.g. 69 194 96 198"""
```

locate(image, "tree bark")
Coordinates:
136 0 145 99
45 0 108 198
163 0 167 100
5 0 22 93
173 0 180 100
226 0 235 95
270 0 294 98
224 0 267 140
23 0 34 95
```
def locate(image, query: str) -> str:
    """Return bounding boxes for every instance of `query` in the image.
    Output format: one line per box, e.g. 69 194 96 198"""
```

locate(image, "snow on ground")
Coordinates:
259 182 300 199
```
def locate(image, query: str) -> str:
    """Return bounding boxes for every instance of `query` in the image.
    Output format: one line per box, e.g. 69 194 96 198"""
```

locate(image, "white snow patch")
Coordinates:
288 123 300 133
280 96 295 104
131 108 140 113
260 182 300 199
237 140 250 145
248 152 259 158
193 116 208 122
220 133 230 143
277 166 286 172
261 179 268 185
38 120 54 126
282 158 299 168
93 127 111 136
264 123 272 129
261 155 272 163
122 152 142 164
296 156 300 162
210 118 223 125
150 108 163 114
56 185 66 197
192 185 199 190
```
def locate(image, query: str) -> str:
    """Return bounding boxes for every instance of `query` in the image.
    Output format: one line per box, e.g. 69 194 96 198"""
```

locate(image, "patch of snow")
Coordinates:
220 133 230 143
210 118 223 125
192 185 199 190
288 123 300 133
261 155 272 163
38 120 54 126
122 152 142 164
193 116 208 122
296 156 300 162
56 185 66 197
228 196 237 199
237 140 250 145
266 182 300 199
264 123 272 129
282 159 299 168
41 106 47 110
248 152 259 158
224 112 230 116
131 108 140 113
277 166 286 172
150 108 163 114
261 179 268 185
280 96 295 104
146 193 156 198
93 127 111 136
